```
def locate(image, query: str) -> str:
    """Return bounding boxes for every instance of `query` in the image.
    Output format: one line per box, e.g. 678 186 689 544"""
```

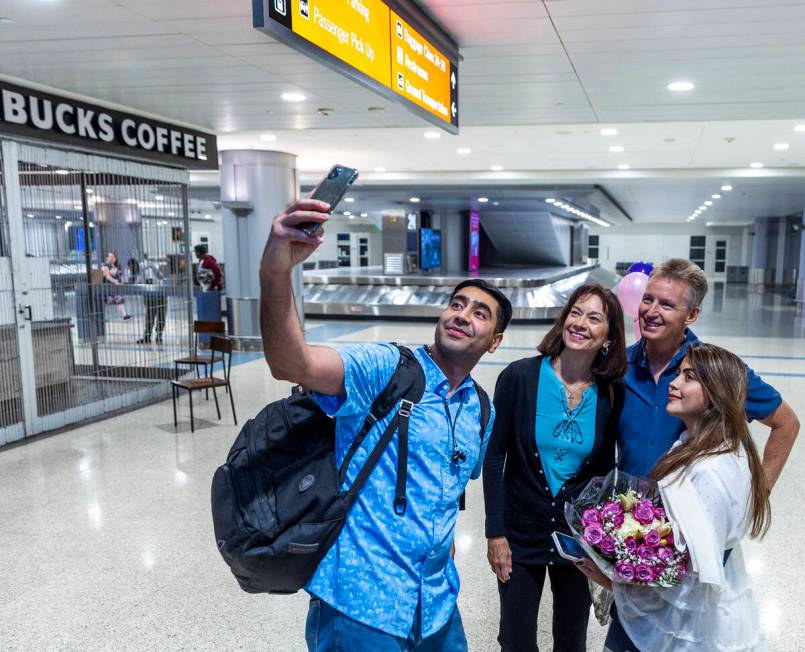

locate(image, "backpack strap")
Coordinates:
458 381 491 511
338 346 425 515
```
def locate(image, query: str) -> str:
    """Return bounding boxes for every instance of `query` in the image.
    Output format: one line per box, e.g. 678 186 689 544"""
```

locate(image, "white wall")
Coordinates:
590 222 747 276
309 214 382 267
190 214 224 263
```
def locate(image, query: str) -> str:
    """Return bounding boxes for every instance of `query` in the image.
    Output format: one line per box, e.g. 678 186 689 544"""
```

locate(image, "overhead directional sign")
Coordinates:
254 0 459 132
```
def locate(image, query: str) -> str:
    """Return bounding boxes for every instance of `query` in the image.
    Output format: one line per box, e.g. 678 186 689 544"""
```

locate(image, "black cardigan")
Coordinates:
482 355 624 566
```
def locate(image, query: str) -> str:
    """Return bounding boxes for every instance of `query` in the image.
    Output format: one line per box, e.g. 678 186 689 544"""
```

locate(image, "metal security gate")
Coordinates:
0 140 193 444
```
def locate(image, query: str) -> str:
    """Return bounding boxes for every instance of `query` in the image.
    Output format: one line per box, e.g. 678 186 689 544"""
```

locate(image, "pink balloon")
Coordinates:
617 272 649 320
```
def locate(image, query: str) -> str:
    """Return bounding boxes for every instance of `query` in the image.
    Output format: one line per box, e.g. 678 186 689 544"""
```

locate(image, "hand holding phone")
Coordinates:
298 164 359 236
551 531 590 563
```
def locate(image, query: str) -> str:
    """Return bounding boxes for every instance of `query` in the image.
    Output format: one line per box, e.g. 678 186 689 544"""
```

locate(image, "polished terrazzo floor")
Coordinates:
1 285 803 650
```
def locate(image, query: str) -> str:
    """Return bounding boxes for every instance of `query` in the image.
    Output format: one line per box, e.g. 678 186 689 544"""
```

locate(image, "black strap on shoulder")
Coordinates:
338 345 425 515
458 381 491 512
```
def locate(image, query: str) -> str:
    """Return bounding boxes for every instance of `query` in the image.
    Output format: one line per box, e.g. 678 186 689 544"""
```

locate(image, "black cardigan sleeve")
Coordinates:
482 363 516 539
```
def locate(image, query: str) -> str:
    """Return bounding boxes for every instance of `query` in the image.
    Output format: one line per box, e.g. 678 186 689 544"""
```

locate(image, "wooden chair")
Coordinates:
171 336 237 433
174 320 226 396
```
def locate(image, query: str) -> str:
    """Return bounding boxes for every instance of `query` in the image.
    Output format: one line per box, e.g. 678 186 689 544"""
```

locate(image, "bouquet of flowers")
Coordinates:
564 469 689 587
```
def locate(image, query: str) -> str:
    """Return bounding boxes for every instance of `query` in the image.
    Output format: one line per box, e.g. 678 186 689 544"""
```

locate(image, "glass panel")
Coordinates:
715 261 726 273
690 235 706 247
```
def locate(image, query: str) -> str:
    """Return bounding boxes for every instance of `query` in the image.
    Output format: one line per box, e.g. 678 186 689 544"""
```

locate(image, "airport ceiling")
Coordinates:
3 0 805 223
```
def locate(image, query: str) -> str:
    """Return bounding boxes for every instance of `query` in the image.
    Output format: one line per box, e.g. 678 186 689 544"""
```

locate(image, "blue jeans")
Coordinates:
305 598 468 652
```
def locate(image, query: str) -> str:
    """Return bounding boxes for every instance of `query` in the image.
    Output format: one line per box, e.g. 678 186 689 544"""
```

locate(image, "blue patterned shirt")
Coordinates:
308 343 494 637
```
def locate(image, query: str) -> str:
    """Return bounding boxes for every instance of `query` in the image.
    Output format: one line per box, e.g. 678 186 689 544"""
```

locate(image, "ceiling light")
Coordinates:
711 194 721 199
491 164 504 171
721 184 733 191
343 211 352 216
774 143 790 150
154 194 164 201
55 215 62 219
86 188 94 194
360 212 368 218
424 131 440 140
493 201 499 206
281 92 306 102
260 134 277 142
749 162 764 168
409 197 420 203
609 145 624 153
55 169 69 175
0 17 14 24
600 128 618 136
478 197 489 203
168 212 175 217
457 147 471 155
617 163 630 170
26 213 33 218
373 167 387 173
205 214 212 219
704 200 713 206
699 205 707 210
344 197 355 203
667 81 695 92
545 198 556 204
795 125 805 132
348 215 355 220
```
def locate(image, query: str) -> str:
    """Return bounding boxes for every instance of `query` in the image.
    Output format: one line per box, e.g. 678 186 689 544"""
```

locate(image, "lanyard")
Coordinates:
442 394 467 464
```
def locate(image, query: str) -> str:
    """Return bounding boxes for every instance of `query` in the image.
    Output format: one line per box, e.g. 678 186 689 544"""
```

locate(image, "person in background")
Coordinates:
194 244 223 291
578 343 769 651
100 251 131 321
483 284 626 652
261 196 512 651
618 258 799 488
124 258 140 284
137 254 166 345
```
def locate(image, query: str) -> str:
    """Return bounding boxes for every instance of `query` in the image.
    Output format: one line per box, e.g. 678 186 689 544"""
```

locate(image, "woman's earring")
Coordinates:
602 343 609 356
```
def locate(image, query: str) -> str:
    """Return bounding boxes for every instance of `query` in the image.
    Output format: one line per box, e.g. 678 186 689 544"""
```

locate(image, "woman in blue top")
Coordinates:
483 283 627 652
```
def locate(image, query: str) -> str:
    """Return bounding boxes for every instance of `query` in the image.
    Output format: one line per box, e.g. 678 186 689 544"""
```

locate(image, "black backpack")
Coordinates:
211 345 490 595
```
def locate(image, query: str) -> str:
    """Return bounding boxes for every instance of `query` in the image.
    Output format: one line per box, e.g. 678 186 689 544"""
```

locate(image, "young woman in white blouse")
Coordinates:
578 342 771 651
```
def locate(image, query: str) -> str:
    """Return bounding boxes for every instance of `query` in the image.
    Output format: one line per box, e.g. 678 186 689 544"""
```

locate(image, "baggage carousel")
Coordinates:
303 264 621 322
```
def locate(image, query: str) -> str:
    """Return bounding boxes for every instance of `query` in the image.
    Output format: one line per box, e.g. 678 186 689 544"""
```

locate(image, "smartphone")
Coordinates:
298 164 359 236
551 531 590 563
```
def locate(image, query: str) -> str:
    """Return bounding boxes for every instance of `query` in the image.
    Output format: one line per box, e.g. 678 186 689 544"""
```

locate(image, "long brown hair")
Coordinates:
650 343 771 538
537 283 627 383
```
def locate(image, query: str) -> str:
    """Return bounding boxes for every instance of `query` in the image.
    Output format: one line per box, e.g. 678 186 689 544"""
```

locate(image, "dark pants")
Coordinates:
604 605 640 652
497 562 591 652
144 293 166 341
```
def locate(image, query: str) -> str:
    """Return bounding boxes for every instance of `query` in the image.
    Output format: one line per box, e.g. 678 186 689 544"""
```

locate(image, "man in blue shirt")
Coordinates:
259 197 513 651
619 259 799 486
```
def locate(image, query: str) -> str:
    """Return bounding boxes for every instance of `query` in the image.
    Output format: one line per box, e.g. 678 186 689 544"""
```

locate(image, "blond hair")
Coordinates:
650 259 708 308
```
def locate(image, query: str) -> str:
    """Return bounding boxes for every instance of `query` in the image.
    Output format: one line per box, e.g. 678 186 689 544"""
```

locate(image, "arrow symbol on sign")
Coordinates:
451 72 456 89
451 102 457 117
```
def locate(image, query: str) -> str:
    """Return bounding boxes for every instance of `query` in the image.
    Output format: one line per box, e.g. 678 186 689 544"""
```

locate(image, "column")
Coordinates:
220 150 299 337
798 216 805 303
774 217 787 287
748 218 768 288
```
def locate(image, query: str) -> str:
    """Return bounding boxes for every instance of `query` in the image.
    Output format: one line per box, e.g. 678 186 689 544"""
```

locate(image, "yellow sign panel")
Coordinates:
389 10 453 125
291 0 391 89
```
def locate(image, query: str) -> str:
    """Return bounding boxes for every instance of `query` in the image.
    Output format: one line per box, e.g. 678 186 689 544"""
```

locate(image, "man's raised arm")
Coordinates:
259 198 345 396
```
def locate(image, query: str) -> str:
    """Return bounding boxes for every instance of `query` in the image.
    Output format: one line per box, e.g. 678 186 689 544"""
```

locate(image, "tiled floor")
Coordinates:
1 285 803 650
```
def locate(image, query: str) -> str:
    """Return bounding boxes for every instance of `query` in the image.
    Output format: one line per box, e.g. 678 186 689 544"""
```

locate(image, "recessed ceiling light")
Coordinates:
699 206 707 210
205 214 212 219
168 212 176 217
711 194 721 199
281 92 306 102
609 145 624 153
86 188 94 193
154 194 164 201
600 128 618 136
424 131 440 140
55 215 62 219
491 165 504 171
750 161 764 168
373 167 387 173
0 17 14 24
260 134 277 142
795 125 805 132
360 212 368 217
721 184 733 191
409 197 420 203
478 197 489 203
343 211 352 216
457 147 471 155
493 201 499 206
617 163 630 170
667 81 695 92
545 198 556 204
774 143 790 150
348 215 355 220
55 169 69 175
344 197 355 203
26 213 33 218
704 200 713 206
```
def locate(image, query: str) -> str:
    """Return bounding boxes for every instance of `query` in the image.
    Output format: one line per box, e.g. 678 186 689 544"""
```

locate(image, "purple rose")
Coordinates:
624 536 638 553
615 560 635 581
599 535 617 556
582 508 601 526
676 563 688 580
657 546 675 563
644 529 661 547
583 523 604 546
613 513 625 528
635 563 655 583
601 501 624 521
632 499 656 525
653 506 667 521
666 531 675 547
637 544 655 561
